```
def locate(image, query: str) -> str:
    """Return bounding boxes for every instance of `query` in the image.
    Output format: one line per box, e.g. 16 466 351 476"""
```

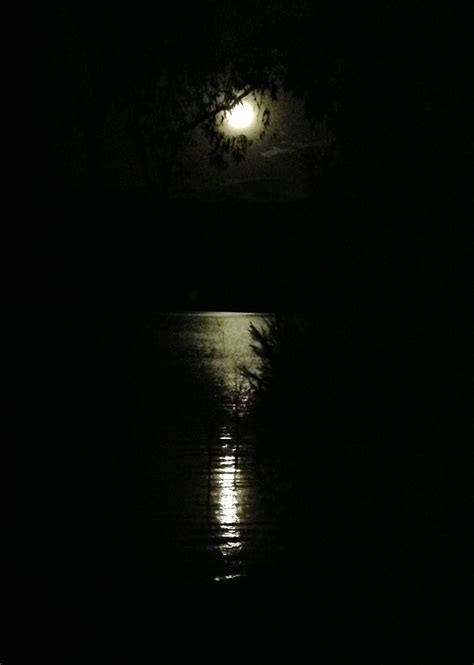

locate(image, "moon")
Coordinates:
227 100 255 130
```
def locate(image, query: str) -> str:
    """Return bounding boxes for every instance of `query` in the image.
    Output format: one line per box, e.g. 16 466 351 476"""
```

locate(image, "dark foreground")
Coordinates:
5 204 473 663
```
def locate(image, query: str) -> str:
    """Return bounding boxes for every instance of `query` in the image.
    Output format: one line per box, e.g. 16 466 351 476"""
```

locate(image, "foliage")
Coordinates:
241 315 314 445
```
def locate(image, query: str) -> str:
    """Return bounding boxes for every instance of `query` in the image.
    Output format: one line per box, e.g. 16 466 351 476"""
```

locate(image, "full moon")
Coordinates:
227 100 255 130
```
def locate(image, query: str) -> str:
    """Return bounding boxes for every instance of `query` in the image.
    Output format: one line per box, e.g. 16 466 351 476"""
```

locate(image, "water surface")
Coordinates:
132 312 280 583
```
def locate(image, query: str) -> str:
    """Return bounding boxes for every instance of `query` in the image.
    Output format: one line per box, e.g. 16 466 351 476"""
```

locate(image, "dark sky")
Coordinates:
5 2 471 308
24 2 471 201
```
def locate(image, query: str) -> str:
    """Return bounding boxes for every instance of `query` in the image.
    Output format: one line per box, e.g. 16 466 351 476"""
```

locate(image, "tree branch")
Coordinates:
181 86 254 134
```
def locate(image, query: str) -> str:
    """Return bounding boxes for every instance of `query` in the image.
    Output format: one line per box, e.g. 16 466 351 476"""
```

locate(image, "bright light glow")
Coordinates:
215 451 242 556
227 100 255 130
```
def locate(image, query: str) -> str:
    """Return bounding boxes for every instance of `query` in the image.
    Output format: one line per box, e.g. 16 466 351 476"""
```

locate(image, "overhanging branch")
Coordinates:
181 86 254 135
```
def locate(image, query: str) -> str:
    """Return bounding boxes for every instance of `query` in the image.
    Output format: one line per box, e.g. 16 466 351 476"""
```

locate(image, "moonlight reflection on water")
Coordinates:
196 314 267 576
215 428 242 560
137 312 272 582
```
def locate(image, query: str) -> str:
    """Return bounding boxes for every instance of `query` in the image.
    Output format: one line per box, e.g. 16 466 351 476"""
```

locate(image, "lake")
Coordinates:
131 312 285 584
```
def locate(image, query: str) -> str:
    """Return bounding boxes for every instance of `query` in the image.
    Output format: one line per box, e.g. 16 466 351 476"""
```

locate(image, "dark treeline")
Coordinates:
242 307 472 648
7 313 142 661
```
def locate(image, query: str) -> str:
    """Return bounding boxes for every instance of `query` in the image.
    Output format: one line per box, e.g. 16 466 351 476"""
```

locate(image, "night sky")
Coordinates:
6 2 472 308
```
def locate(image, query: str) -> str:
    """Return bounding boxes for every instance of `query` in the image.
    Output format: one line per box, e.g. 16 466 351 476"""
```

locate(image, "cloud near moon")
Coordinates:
261 136 336 159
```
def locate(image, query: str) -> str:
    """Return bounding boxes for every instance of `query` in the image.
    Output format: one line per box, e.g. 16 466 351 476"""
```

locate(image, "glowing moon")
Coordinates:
227 100 255 130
